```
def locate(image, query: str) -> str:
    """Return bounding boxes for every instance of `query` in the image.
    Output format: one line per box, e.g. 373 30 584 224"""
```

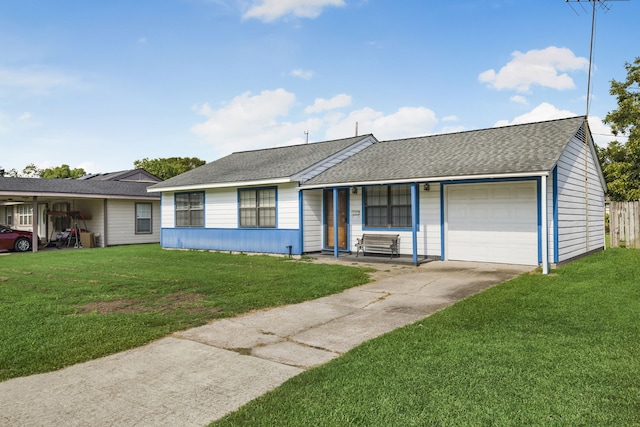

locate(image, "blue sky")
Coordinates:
0 0 637 174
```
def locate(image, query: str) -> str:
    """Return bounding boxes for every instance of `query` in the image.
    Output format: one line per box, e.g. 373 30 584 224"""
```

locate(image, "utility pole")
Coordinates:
565 0 628 253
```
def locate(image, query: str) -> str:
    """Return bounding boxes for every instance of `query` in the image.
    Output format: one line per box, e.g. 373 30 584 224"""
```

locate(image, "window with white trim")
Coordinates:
364 185 412 228
175 192 204 227
136 203 152 234
239 188 276 228
17 205 33 226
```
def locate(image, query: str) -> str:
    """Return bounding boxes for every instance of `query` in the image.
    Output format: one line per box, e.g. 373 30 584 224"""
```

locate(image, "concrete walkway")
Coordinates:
0 259 532 427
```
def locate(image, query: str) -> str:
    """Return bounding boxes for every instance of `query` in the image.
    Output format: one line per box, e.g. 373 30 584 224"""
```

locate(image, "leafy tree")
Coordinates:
40 164 87 179
133 157 206 180
21 163 42 178
600 57 640 201
1 163 86 178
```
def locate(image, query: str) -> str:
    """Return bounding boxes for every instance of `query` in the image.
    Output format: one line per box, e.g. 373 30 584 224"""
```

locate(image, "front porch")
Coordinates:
309 251 437 266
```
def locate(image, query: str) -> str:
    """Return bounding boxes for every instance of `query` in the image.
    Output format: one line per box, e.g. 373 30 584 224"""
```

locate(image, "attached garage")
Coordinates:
445 181 539 265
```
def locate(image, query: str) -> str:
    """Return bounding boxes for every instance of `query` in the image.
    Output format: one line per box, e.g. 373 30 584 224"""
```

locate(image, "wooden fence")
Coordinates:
610 201 640 248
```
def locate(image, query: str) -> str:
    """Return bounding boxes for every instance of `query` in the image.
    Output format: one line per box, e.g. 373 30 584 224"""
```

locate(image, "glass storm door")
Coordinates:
324 189 348 250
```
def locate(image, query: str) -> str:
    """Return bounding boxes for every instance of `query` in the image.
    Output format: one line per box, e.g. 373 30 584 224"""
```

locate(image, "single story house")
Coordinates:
148 116 606 273
0 169 161 251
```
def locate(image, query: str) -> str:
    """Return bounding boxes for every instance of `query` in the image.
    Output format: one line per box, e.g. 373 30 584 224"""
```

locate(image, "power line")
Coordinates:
565 0 630 117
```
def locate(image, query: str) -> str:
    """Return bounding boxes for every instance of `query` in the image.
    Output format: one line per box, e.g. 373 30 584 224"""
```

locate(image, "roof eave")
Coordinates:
147 177 294 193
299 171 550 190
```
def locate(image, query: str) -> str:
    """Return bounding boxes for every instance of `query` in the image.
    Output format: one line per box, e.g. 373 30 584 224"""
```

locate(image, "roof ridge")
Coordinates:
228 134 374 155
379 115 585 144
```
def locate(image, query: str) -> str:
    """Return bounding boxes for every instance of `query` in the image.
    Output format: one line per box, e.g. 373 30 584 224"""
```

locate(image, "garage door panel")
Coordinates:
447 182 538 265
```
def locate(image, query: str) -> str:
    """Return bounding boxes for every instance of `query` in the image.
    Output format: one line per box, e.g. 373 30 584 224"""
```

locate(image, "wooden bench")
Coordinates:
355 234 399 258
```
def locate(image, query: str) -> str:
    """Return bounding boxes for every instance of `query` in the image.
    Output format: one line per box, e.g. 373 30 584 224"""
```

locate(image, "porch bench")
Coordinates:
355 233 399 258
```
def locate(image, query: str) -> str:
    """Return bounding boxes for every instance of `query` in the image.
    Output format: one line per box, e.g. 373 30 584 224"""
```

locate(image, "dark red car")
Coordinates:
0 225 34 252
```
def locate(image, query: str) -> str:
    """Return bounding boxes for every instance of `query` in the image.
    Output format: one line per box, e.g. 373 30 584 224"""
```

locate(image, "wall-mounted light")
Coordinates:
423 183 430 191
351 187 358 194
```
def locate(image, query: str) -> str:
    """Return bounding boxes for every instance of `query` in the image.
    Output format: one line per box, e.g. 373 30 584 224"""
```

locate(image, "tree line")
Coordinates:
1 157 206 181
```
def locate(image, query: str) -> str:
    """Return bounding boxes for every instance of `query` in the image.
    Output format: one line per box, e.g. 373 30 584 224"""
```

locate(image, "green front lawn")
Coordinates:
0 245 372 381
214 248 640 426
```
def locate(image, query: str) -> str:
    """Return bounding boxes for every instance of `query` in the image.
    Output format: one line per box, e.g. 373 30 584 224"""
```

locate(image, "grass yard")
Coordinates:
0 244 372 381
213 248 640 426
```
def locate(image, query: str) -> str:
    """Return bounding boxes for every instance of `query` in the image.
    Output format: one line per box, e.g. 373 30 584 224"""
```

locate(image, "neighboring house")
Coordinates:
78 169 162 183
148 116 606 273
0 169 161 250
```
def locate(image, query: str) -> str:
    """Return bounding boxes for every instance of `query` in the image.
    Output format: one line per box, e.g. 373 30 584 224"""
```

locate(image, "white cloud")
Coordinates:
243 0 345 22
479 46 589 93
191 88 322 154
305 94 352 113
510 95 528 105
17 112 31 121
290 68 314 80
324 106 438 140
494 102 576 127
0 66 79 95
442 115 459 122
191 89 441 154
138 37 148 45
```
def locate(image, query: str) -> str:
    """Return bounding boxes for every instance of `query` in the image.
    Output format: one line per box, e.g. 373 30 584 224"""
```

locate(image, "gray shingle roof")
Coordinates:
0 177 159 199
149 135 372 190
78 169 161 183
305 116 587 186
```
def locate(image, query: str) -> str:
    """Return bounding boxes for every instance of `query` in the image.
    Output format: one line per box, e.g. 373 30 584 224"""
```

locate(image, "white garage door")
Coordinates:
446 182 538 265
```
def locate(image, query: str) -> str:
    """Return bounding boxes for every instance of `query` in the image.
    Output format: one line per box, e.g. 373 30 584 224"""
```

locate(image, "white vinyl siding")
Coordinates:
302 189 323 252
446 182 538 265
555 134 606 262
161 193 175 228
205 188 237 228
106 199 160 245
275 183 300 229
420 183 442 258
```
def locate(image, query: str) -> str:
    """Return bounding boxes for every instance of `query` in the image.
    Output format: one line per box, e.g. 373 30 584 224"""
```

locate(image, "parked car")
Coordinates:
0 225 34 252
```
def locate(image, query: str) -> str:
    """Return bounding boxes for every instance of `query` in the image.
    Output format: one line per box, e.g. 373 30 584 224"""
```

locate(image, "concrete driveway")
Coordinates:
0 259 532 427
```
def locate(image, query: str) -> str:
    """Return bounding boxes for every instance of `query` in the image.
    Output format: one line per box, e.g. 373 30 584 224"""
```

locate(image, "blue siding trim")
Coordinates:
440 185 446 260
298 189 304 253
552 167 559 263
411 183 418 264
161 228 301 254
537 178 542 264
333 187 339 257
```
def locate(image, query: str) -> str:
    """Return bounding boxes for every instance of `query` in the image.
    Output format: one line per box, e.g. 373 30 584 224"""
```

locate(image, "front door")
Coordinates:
324 189 348 250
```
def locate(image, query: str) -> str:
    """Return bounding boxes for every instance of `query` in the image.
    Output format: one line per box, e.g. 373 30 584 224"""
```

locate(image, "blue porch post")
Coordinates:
333 187 339 258
298 189 304 255
411 183 418 265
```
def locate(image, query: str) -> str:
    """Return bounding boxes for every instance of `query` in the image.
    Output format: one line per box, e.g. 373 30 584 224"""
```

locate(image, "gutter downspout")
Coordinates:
298 189 304 255
411 183 418 265
333 188 339 258
32 197 38 253
541 175 549 275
